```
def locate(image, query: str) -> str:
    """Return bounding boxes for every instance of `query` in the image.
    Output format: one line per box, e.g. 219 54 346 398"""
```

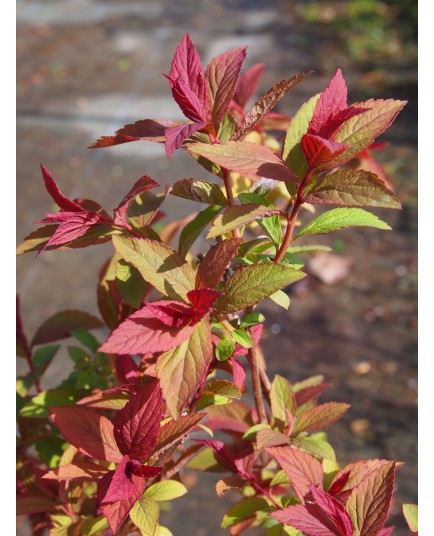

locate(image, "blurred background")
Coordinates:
17 0 417 534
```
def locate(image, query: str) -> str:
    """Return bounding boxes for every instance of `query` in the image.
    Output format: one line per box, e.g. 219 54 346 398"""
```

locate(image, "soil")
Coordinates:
17 1 417 534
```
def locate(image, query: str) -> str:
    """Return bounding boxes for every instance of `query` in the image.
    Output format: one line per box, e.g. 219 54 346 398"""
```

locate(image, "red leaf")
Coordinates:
196 439 253 478
115 355 141 385
40 164 82 212
89 119 182 148
188 141 296 182
164 121 208 157
113 176 159 227
146 300 194 328
195 238 242 289
187 288 221 320
205 47 247 127
295 382 332 407
309 69 348 135
266 446 323 501
346 461 396 536
378 528 394 536
317 106 368 140
234 73 310 140
231 357 246 390
99 303 195 355
97 471 144 533
50 406 123 463
153 413 205 456
114 382 163 460
37 211 108 251
327 471 351 497
156 318 212 418
168 33 205 103
233 63 265 109
16 496 59 515
42 461 110 482
98 455 146 504
32 310 103 346
292 402 350 435
272 504 342 536
330 459 396 494
309 487 353 536
170 77 208 123
301 134 348 172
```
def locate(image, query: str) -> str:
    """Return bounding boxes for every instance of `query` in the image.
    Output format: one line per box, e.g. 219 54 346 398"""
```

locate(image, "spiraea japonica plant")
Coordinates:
17 33 417 535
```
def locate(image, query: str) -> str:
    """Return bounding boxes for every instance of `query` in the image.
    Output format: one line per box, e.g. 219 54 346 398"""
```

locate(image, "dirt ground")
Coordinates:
17 1 417 534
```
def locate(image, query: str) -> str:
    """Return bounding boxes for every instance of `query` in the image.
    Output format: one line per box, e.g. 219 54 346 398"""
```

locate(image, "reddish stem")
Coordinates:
247 344 268 424
274 170 312 263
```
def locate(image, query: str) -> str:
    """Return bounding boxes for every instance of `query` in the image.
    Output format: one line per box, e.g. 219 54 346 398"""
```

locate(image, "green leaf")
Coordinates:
157 318 212 418
218 113 237 143
144 480 188 502
238 238 272 258
157 527 174 536
113 235 195 301
231 328 254 348
185 447 225 472
207 204 279 239
286 245 332 254
115 260 148 309
80 516 109 536
16 374 34 400
403 504 418 532
32 310 103 346
268 289 290 309
128 191 166 231
282 93 320 178
70 330 99 353
270 375 296 427
194 394 231 411
259 215 282 248
240 312 265 328
130 496 160 536
292 433 336 461
216 263 304 313
296 208 391 238
221 497 270 528
20 388 82 418
304 169 401 209
179 205 222 257
239 193 282 247
35 437 69 468
242 423 271 441
33 344 60 378
269 469 290 487
205 380 242 399
170 179 228 206
215 338 236 362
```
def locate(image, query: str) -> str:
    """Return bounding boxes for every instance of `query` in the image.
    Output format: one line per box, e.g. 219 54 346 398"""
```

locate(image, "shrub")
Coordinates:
17 33 416 535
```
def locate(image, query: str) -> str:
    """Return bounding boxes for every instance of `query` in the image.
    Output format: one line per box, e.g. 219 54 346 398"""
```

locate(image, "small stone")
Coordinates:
270 323 281 335
307 253 353 285
351 418 372 438
354 361 372 375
